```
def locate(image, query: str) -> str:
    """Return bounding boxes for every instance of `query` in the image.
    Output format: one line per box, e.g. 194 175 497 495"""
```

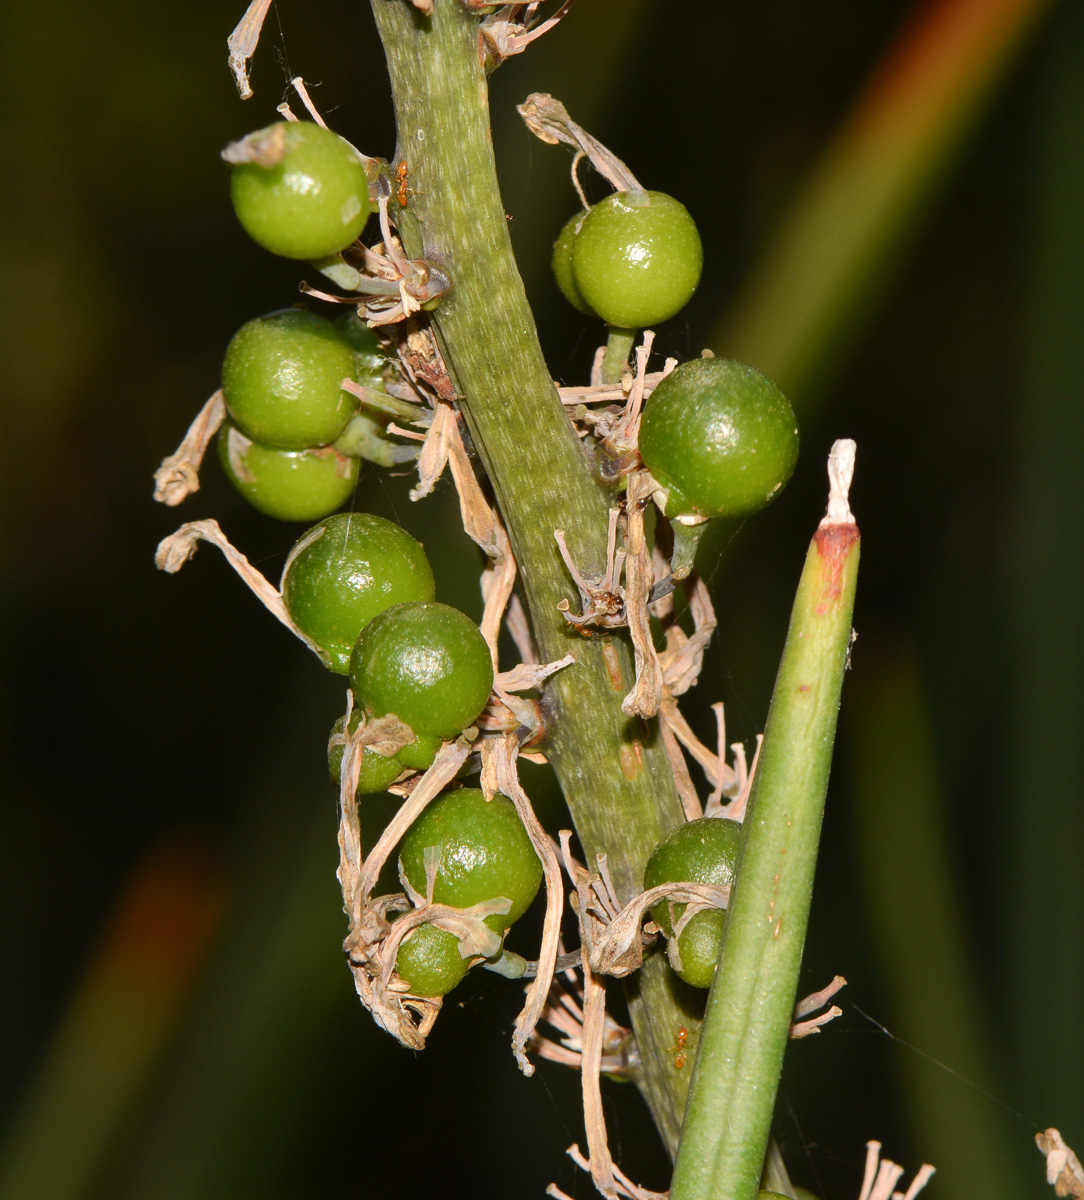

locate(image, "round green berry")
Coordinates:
643 817 741 989
217 422 358 522
571 190 702 329
394 922 470 997
639 358 799 520
399 788 542 933
281 513 435 675
327 712 405 795
229 122 370 260
350 602 494 740
222 309 357 450
397 732 442 772
551 210 594 316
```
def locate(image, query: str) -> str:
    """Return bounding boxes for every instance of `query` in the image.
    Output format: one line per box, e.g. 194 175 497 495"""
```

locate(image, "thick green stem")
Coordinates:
670 507 859 1200
369 0 692 1150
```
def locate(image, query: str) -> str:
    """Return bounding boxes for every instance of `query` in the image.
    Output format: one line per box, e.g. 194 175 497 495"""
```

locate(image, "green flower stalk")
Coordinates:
669 440 861 1200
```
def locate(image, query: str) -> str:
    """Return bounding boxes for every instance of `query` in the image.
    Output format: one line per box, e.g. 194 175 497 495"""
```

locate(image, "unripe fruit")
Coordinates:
399 789 542 934
217 422 358 522
551 210 594 316
571 191 702 328
396 733 442 772
639 358 798 520
327 712 405 795
643 817 741 989
394 922 470 997
281 513 435 675
229 122 370 260
222 310 357 450
350 602 494 739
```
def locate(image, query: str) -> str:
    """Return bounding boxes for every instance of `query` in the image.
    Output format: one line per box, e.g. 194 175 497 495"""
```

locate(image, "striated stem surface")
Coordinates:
369 0 694 1150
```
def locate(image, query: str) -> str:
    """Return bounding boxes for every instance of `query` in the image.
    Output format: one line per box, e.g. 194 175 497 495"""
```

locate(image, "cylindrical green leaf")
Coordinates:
670 450 860 1200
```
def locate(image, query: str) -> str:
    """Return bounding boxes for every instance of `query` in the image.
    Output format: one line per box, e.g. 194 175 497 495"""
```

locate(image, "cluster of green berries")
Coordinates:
219 122 415 522
220 121 540 1001
278 511 533 996
552 183 797 555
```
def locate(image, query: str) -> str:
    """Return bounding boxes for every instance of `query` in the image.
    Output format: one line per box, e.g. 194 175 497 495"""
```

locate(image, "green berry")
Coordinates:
571 190 702 328
397 732 442 772
399 788 542 933
222 310 357 450
643 817 741 989
229 122 370 260
639 358 799 520
327 712 405 795
281 513 435 675
394 922 470 997
350 602 494 739
551 210 595 316
217 422 358 522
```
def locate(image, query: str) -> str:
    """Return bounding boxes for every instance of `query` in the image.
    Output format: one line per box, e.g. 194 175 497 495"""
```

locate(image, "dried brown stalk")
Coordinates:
657 573 717 698
517 93 642 195
621 471 663 718
1038 1130 1084 1199
337 738 473 1049
154 519 322 658
527 970 635 1077
226 0 273 99
790 975 847 1039
858 1141 935 1200
480 735 565 1075
548 1144 667 1200
153 390 226 506
657 712 703 823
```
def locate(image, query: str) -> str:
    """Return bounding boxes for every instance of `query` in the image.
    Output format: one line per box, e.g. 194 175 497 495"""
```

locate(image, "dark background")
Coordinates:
1 1 1081 1197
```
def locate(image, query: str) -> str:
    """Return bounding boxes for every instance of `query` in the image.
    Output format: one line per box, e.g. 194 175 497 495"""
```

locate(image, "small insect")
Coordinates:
671 1025 690 1070
395 160 415 208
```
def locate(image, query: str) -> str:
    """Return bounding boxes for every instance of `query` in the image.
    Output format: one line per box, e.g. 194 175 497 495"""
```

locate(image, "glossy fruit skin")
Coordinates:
222 310 357 450
230 122 370 260
399 788 542 934
551 210 594 315
281 513 435 675
327 713 405 795
350 602 494 739
643 817 741 989
397 732 442 771
217 422 358 522
394 922 470 996
571 190 702 328
639 358 799 520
